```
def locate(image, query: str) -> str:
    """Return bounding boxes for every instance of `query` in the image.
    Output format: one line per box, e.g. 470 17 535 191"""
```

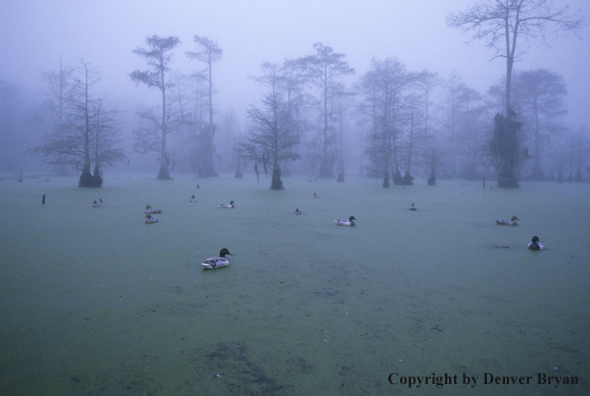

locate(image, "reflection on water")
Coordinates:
1 175 588 395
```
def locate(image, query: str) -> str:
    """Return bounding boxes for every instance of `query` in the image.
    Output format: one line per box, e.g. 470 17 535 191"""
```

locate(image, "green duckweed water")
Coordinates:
0 174 588 395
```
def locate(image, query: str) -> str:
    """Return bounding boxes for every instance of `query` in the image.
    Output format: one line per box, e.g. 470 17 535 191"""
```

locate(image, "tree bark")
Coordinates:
92 163 103 187
427 168 436 186
78 162 94 187
492 114 520 188
270 163 284 190
382 170 390 188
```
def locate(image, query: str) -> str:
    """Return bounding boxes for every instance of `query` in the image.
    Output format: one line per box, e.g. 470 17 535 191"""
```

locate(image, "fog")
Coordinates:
1 0 589 181
2 3 590 392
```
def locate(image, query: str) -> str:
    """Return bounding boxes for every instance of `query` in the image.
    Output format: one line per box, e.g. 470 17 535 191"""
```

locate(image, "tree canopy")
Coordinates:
238 63 300 190
37 60 125 187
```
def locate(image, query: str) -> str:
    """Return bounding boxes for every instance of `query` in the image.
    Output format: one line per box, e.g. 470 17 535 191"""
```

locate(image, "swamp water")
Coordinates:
0 174 588 395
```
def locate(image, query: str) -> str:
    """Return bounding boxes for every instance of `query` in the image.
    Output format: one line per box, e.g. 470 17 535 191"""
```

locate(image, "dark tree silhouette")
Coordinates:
299 43 355 178
37 59 125 187
237 63 300 190
130 35 180 180
490 113 523 188
186 36 222 177
359 58 413 187
448 0 583 188
512 69 567 180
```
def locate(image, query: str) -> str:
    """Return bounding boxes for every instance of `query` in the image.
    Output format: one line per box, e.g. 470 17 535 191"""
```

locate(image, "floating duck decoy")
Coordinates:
528 236 545 250
202 248 233 269
144 214 158 224
335 216 356 226
145 205 162 214
219 200 235 208
496 216 519 226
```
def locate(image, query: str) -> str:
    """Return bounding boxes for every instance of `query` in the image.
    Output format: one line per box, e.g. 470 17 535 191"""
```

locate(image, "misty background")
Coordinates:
1 0 589 182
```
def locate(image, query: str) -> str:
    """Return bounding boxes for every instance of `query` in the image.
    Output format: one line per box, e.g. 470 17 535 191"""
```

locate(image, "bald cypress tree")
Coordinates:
448 0 582 188
299 43 355 179
37 59 125 187
237 63 300 190
186 36 222 177
130 35 180 180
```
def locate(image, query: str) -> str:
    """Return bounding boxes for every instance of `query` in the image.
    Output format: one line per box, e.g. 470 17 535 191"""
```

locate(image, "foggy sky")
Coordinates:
1 0 589 128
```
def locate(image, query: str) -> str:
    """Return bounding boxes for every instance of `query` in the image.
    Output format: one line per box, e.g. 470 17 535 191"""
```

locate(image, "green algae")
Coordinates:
0 174 588 395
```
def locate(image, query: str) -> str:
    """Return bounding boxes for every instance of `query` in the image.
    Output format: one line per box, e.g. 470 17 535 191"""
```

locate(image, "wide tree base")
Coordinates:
497 169 520 188
270 167 284 190
92 164 103 187
79 171 102 188
402 171 414 185
157 166 173 180
92 174 103 188
392 172 403 185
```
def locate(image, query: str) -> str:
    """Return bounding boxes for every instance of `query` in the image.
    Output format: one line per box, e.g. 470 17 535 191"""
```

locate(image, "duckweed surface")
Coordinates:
1 174 588 395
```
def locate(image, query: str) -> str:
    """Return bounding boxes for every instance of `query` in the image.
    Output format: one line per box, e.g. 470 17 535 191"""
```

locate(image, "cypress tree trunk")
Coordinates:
78 162 94 187
392 168 403 185
92 163 103 187
491 114 520 189
270 164 284 190
157 64 172 181
402 171 414 185
427 168 436 186
254 163 259 183
157 165 171 180
199 125 218 177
